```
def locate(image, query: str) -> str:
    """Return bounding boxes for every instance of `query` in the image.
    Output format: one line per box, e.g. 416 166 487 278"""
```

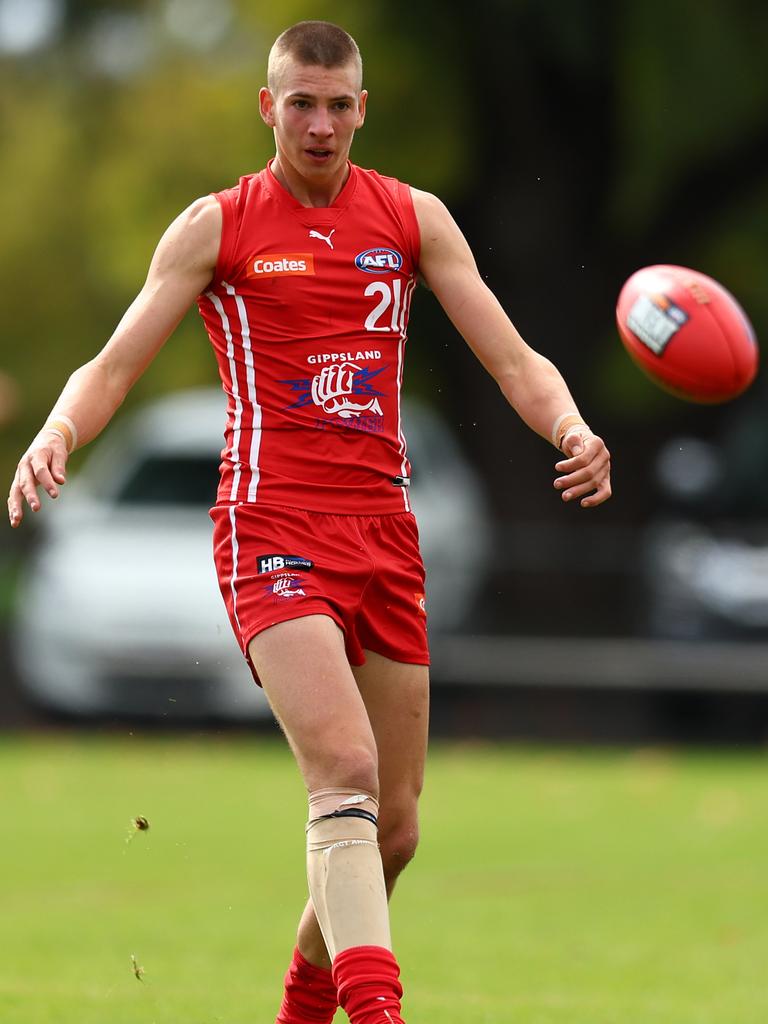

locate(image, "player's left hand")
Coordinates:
554 429 611 508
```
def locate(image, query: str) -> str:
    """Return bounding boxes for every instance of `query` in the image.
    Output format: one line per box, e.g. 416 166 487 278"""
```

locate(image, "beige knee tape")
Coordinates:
306 789 391 959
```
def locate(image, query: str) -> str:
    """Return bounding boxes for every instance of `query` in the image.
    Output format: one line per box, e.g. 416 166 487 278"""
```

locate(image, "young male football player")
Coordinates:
8 20 611 1024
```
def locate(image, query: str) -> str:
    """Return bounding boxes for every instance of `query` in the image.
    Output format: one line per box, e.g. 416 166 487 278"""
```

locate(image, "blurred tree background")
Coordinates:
1 0 766 585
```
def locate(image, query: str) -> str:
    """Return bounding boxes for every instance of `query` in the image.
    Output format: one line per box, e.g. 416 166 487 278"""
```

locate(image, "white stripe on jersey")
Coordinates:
228 504 244 636
396 277 417 512
225 283 262 503
205 289 243 502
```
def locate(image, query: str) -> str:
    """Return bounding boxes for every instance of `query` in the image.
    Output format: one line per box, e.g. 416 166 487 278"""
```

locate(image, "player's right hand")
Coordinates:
7 431 69 528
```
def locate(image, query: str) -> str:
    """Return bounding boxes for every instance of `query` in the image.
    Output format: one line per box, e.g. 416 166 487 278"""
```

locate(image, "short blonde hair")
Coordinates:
268 21 363 94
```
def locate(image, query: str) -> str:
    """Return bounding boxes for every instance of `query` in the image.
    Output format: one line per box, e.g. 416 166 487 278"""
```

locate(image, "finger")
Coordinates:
556 451 610 482
555 451 592 473
560 430 593 459
7 481 24 526
555 450 610 489
559 472 611 505
559 475 610 502
555 452 602 474
31 457 58 498
554 465 597 491
51 450 67 485
581 479 612 508
17 461 42 512
556 436 607 470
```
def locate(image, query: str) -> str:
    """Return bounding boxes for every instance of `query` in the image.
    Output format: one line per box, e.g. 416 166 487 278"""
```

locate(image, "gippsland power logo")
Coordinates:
264 574 307 600
280 362 387 420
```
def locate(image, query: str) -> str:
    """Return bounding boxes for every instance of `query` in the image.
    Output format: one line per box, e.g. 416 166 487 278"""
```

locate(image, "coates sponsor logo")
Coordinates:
355 247 403 274
247 253 315 278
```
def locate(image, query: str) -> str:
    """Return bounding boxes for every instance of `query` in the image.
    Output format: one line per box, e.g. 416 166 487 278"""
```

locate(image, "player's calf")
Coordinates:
379 815 419 891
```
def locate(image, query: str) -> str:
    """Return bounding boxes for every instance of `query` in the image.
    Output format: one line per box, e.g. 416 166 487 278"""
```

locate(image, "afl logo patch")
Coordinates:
355 247 403 274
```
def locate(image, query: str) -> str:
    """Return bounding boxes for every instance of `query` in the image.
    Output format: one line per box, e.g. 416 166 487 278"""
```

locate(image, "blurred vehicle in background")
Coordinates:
644 395 768 640
13 388 490 719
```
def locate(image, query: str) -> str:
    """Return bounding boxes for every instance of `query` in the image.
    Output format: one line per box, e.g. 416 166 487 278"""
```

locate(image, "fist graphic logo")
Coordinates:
311 363 383 419
270 577 306 599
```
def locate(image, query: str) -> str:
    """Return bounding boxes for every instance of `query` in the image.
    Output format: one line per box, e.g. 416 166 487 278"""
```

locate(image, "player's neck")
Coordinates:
270 156 350 208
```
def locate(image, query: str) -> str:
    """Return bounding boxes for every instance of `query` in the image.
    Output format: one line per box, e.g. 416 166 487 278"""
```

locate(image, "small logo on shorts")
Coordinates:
258 554 314 574
266 575 307 599
414 593 427 617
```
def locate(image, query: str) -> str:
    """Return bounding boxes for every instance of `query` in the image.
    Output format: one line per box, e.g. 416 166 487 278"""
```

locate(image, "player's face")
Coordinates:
260 60 367 188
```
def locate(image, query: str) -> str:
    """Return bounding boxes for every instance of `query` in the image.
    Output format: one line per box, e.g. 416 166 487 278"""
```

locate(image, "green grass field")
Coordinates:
1 735 766 1023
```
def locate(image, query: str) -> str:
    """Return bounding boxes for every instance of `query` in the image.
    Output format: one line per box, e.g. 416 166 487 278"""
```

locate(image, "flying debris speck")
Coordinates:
126 815 150 844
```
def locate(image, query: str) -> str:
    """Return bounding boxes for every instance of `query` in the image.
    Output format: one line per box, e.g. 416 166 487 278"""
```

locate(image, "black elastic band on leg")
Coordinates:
320 808 378 827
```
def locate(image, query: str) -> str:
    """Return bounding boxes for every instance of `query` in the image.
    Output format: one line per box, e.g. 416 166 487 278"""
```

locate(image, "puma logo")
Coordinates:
309 228 336 250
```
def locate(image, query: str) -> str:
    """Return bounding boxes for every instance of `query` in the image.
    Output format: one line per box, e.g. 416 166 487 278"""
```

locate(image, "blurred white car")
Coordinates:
13 388 490 719
644 413 768 640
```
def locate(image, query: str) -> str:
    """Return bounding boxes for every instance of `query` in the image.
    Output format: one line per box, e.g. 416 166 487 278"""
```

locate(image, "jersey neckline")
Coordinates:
265 158 359 217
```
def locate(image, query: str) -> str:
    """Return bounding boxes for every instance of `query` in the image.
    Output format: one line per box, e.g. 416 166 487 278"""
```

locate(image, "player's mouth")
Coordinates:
305 148 333 163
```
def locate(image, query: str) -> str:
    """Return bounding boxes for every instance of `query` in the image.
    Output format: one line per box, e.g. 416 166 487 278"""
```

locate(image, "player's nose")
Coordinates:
308 109 334 137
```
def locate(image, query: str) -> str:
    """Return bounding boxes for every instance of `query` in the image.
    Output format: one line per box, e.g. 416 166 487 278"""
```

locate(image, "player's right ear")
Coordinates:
259 87 276 127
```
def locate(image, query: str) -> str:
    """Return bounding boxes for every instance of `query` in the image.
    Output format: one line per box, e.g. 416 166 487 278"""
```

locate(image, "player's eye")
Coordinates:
293 99 310 109
333 102 351 111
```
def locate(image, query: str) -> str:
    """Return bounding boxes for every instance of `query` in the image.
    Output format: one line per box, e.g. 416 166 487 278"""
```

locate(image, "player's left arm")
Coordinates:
411 188 611 508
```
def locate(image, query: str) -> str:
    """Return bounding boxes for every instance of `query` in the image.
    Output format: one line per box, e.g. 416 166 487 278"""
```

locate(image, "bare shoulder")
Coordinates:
179 194 222 232
409 187 452 232
409 187 475 277
153 195 222 277
167 195 222 252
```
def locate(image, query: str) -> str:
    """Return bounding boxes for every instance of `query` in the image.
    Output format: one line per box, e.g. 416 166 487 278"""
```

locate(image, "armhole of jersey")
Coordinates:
397 180 421 274
213 188 237 283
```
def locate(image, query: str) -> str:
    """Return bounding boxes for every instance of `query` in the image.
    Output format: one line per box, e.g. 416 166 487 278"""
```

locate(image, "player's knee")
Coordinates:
379 814 419 884
313 743 379 799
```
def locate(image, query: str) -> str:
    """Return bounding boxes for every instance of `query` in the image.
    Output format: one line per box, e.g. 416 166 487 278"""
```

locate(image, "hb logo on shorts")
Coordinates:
258 554 314 574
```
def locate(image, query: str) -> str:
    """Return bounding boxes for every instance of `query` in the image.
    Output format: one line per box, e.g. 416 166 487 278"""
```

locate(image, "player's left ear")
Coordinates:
259 87 276 128
356 90 368 129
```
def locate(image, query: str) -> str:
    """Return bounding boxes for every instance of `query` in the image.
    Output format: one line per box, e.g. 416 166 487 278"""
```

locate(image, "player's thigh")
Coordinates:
249 614 378 794
353 650 429 823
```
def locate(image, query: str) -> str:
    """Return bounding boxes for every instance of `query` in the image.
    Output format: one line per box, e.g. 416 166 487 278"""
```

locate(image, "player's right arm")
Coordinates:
411 187 611 508
7 196 222 528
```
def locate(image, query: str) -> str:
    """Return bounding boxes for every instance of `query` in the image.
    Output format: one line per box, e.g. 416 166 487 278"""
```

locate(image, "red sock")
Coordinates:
276 946 338 1024
332 945 405 1024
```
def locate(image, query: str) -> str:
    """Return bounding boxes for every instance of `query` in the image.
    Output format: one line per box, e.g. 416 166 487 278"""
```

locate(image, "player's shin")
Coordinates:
305 789 390 956
306 789 406 1023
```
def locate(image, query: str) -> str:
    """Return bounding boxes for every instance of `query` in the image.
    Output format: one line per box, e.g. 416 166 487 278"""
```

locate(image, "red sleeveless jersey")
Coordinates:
197 161 421 514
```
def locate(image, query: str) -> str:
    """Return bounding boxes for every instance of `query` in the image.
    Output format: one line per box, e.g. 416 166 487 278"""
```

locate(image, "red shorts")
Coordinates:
210 503 430 681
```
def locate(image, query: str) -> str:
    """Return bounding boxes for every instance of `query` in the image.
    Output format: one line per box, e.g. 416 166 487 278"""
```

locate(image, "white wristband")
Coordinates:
46 413 78 452
44 428 69 446
551 411 585 449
